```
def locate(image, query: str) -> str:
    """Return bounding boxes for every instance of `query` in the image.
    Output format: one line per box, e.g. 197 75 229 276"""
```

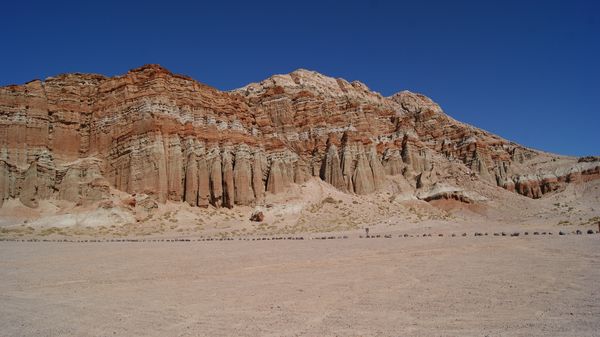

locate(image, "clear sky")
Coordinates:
1 0 598 156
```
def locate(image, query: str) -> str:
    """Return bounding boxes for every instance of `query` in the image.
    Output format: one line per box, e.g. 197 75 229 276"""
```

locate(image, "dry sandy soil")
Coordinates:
1 177 599 337
1 234 599 337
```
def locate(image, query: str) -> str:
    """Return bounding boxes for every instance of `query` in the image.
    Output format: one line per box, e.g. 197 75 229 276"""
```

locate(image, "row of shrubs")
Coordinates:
358 230 599 239
312 236 349 240
0 236 308 243
1 230 597 243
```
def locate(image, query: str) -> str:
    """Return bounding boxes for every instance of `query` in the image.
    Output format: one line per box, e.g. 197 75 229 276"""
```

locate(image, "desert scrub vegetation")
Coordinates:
0 225 36 237
39 227 66 236
578 216 600 226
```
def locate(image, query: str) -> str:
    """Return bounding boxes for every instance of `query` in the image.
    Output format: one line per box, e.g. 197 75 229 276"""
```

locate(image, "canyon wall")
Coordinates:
0 65 597 208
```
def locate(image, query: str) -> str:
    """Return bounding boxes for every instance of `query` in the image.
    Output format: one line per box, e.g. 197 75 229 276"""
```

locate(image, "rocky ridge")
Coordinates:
0 65 598 209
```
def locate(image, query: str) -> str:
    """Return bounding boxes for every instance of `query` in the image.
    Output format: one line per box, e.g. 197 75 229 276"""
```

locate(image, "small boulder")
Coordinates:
250 211 264 222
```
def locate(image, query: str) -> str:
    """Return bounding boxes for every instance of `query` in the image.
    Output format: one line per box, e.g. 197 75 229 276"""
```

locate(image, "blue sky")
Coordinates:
1 0 598 156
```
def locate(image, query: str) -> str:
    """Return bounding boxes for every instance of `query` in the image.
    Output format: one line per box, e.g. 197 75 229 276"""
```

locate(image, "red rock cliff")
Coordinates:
0 65 597 208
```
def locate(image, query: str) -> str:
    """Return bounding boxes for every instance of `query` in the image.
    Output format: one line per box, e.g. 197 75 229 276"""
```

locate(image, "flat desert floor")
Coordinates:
1 235 599 337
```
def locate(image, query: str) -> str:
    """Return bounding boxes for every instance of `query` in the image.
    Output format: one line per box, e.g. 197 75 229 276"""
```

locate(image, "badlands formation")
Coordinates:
2 65 600 337
0 64 598 237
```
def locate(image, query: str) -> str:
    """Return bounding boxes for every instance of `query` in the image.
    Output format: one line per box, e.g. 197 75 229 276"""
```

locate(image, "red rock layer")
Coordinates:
0 65 598 207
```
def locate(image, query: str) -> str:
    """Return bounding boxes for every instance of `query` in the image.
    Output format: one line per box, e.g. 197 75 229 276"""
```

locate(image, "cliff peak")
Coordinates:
128 63 172 74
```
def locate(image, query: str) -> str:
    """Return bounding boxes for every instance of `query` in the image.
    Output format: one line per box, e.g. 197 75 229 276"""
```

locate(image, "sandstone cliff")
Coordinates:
0 65 597 209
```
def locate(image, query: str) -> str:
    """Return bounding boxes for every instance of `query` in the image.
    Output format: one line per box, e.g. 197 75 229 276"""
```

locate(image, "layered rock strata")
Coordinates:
0 64 598 208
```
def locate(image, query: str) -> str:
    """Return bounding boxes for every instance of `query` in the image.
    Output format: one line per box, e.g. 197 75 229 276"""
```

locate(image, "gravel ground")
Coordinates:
1 235 599 337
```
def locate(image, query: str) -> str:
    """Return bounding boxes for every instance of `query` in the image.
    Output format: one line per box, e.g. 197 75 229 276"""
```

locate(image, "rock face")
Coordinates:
0 64 598 208
321 144 345 191
249 210 264 222
417 184 481 204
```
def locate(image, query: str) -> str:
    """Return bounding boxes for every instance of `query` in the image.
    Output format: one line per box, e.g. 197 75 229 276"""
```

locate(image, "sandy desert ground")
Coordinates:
1 233 599 337
1 178 599 336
